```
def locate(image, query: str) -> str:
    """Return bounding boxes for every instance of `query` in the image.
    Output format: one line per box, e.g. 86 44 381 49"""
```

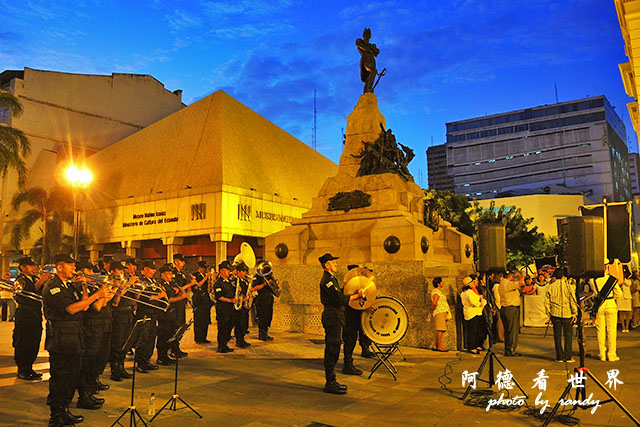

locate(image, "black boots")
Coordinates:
258 329 274 341
110 364 123 382
48 407 73 427
236 339 251 348
323 380 348 395
77 390 103 410
110 363 132 381
342 361 363 375
62 406 85 423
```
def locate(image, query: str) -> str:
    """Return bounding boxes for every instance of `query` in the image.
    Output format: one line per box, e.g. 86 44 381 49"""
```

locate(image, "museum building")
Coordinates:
80 90 337 266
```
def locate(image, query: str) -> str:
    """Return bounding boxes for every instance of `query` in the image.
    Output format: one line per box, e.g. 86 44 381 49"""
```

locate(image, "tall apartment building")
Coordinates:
435 96 630 202
426 144 454 191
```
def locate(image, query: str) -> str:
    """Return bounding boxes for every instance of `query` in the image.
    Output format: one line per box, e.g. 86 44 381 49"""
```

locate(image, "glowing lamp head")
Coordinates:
66 165 92 187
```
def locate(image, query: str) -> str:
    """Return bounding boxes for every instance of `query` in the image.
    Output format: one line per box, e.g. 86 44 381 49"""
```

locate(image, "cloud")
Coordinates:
201 0 294 18
165 9 203 31
206 22 294 39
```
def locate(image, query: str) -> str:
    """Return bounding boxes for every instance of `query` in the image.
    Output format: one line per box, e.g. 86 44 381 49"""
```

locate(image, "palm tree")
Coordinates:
10 186 73 264
0 90 31 186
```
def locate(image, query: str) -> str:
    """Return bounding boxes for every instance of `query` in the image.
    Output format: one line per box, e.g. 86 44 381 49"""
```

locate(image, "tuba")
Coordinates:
232 242 256 310
257 261 280 297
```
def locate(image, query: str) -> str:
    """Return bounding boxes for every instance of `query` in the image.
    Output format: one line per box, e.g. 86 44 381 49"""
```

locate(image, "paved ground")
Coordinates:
0 316 638 427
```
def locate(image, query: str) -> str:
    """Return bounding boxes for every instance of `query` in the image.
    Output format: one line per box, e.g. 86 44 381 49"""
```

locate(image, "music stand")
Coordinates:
150 320 202 421
111 318 151 427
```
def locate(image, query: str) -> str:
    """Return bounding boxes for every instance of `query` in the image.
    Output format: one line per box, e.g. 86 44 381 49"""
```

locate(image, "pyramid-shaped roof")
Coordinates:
85 90 337 206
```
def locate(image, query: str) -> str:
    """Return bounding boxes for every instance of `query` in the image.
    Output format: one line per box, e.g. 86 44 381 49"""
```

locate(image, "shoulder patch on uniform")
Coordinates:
215 288 222 292
326 281 334 288
50 287 61 295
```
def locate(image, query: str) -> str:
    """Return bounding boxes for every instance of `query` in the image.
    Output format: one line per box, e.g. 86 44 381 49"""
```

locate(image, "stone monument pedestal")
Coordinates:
265 93 473 348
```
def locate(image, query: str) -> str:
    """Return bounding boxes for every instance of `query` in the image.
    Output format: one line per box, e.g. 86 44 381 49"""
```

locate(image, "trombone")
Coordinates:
74 272 169 312
0 278 42 302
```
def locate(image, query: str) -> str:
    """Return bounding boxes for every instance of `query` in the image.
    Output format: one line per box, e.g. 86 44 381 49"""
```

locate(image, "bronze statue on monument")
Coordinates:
356 28 385 94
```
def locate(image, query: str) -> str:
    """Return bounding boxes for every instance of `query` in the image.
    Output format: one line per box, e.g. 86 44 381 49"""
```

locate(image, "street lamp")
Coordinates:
66 165 92 259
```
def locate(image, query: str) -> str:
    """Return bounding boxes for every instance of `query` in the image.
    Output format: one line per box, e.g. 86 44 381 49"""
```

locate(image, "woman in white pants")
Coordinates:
594 265 623 362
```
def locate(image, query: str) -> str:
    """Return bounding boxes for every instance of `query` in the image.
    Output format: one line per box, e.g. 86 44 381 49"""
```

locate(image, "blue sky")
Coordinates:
0 0 631 187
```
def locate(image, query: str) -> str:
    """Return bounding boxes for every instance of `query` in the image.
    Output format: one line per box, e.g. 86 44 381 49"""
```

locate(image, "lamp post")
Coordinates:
66 165 92 259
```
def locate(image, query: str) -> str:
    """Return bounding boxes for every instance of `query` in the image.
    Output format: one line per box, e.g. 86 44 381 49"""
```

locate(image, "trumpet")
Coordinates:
0 278 42 302
74 272 169 312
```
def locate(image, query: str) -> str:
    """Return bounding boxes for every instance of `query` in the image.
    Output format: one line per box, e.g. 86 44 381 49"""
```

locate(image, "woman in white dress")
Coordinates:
430 277 451 352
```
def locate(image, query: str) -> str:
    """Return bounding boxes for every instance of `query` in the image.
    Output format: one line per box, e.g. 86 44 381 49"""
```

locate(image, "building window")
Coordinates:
0 108 8 125
191 203 206 221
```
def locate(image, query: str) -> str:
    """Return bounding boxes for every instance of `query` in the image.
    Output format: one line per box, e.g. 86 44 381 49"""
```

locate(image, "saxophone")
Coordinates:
233 276 243 310
244 275 257 309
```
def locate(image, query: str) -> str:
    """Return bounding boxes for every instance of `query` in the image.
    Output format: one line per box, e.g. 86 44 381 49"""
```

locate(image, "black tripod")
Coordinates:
111 318 151 427
462 290 527 401
541 275 639 426
461 345 528 400
151 320 202 421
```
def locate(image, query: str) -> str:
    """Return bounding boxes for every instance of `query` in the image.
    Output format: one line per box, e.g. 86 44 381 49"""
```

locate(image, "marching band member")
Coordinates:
213 261 235 353
252 262 276 341
192 261 214 344
109 261 135 381
232 262 251 348
134 261 164 373
43 254 111 427
318 253 365 395
13 256 46 380
156 264 187 365
75 260 110 410
171 253 193 358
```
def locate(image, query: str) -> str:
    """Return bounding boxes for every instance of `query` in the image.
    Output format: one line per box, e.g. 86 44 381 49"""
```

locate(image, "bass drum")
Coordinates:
361 296 409 345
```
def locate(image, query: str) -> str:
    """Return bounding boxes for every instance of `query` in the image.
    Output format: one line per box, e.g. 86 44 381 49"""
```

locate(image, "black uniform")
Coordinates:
320 271 350 384
192 272 213 343
232 277 250 345
172 266 189 325
156 278 182 360
213 276 235 350
110 284 135 374
93 277 113 381
13 273 43 376
135 276 164 365
253 275 274 340
43 275 84 411
343 306 371 362
78 284 104 396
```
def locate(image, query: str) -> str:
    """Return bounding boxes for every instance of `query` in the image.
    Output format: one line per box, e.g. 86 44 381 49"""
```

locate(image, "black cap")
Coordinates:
347 264 359 271
53 254 77 264
101 255 113 263
124 257 137 266
173 253 186 261
159 264 173 274
219 260 232 271
197 260 208 269
318 253 339 266
18 256 36 266
77 260 94 271
109 261 125 272
141 260 157 270
235 262 249 272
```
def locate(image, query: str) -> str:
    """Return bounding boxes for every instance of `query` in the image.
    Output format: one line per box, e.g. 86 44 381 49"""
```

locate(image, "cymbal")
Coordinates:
344 274 377 310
